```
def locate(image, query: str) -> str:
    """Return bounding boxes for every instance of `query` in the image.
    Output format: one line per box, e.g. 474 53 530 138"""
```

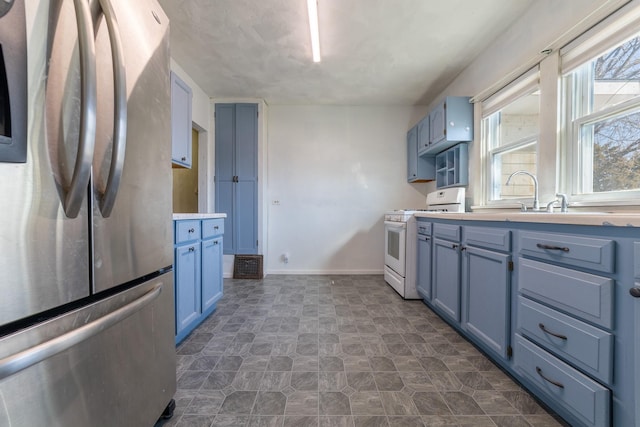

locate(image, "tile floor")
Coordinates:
157 275 566 427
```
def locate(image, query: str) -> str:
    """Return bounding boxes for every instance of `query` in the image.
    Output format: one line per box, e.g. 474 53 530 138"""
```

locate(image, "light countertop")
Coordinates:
413 211 640 227
173 213 227 220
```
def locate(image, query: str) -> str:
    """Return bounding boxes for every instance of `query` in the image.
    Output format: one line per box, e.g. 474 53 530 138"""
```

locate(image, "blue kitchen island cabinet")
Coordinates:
413 213 640 427
174 216 225 344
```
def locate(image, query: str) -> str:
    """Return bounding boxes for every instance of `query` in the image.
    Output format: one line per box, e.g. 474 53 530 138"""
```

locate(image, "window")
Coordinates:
562 22 640 200
481 68 540 204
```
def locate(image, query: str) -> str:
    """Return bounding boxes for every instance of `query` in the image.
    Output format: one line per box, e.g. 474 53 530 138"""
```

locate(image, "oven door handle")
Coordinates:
384 221 407 229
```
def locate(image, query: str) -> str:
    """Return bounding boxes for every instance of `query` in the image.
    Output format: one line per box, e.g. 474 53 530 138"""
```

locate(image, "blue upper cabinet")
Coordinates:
170 72 193 168
435 143 468 188
416 115 430 156
426 96 473 155
407 124 435 183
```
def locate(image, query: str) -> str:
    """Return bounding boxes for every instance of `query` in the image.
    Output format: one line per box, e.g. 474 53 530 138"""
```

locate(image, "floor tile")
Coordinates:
253 392 287 415
379 392 420 416
219 391 258 414
285 391 319 415
319 392 352 415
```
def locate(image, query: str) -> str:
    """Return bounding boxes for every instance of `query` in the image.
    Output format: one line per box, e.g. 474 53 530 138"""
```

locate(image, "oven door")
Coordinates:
384 220 406 276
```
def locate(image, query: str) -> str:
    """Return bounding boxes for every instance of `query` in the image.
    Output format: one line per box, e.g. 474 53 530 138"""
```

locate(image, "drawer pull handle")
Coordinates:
188 228 195 233
538 323 567 340
536 366 564 389
214 226 219 230
536 243 569 252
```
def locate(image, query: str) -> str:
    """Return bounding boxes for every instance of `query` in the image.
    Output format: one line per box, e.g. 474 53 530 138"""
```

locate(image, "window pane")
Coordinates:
499 93 540 146
483 88 539 202
581 110 640 193
592 36 640 112
493 143 537 200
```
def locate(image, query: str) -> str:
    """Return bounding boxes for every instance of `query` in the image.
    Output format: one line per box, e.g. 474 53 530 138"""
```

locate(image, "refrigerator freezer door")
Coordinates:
0 272 176 426
0 0 92 326
91 0 173 293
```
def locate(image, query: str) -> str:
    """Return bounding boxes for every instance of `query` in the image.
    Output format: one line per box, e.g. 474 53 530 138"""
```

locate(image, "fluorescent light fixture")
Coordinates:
307 0 321 62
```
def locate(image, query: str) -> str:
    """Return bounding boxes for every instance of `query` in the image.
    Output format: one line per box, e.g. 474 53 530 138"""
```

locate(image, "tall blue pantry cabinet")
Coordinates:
215 104 258 255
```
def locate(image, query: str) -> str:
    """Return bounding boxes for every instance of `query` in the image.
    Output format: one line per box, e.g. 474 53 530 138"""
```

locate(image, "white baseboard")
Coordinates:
264 269 384 275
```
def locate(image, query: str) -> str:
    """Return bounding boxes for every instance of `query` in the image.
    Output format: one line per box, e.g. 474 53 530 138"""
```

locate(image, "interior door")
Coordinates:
91 0 173 293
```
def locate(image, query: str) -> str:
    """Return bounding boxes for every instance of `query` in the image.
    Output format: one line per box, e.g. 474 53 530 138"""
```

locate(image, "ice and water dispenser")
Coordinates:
0 0 27 163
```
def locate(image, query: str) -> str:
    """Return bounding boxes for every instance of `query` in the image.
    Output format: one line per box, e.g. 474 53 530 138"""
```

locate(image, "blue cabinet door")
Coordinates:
417 115 430 155
432 237 461 322
407 126 417 181
215 103 258 254
201 236 223 313
170 72 192 167
175 243 201 335
464 246 511 358
416 234 432 301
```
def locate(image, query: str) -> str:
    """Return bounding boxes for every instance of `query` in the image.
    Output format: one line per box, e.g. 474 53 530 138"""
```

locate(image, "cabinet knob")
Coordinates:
630 287 640 298
214 241 219 245
188 247 195 252
214 226 219 230
181 157 187 161
188 228 195 233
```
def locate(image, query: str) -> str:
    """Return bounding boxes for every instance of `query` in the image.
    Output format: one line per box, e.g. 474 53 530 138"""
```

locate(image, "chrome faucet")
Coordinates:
555 193 569 212
505 170 540 211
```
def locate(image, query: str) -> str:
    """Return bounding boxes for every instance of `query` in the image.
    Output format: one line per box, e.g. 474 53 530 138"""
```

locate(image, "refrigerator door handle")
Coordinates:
0 282 163 381
97 0 127 218
63 0 98 218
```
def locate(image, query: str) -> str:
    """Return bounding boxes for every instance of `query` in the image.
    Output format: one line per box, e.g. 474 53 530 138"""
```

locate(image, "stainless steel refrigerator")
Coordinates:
0 0 176 425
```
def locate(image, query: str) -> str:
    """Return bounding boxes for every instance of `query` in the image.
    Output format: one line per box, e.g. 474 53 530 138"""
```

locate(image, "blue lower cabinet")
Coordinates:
174 218 224 344
432 237 461 323
175 243 201 335
463 246 511 359
411 218 640 426
416 233 432 300
514 334 610 427
202 236 223 313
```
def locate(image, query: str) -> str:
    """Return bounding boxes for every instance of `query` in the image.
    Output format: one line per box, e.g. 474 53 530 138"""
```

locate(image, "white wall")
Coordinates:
266 105 428 274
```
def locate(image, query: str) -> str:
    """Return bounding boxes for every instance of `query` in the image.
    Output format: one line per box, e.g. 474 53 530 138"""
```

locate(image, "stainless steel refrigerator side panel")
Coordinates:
92 0 173 293
0 0 91 326
0 272 176 426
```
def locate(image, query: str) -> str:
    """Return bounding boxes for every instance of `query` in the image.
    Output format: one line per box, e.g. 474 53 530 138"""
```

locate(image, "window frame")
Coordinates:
480 67 541 207
560 30 640 204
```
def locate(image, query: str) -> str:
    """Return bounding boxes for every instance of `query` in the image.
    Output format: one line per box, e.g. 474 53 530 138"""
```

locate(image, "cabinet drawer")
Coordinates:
514 335 610 427
465 226 511 252
517 297 613 385
202 218 224 239
433 223 460 242
175 220 201 244
518 258 613 329
416 220 432 236
519 231 614 273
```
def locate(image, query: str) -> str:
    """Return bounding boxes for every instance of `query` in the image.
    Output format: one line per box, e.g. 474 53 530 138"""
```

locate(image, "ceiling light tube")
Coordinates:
307 0 321 62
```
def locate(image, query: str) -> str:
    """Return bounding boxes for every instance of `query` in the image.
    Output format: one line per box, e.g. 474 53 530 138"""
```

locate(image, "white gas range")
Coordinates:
384 188 465 299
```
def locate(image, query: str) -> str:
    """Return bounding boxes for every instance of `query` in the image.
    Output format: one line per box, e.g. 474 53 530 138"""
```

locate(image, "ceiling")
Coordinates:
158 0 534 105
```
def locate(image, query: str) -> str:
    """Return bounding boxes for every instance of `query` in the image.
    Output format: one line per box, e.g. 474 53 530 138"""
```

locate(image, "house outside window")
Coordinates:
481 67 540 205
561 23 640 202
